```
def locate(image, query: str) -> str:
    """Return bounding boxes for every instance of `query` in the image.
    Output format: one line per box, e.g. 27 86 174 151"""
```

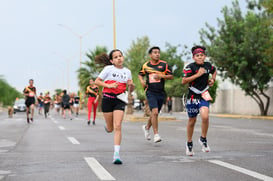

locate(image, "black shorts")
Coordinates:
101 96 126 112
25 97 35 108
61 103 70 109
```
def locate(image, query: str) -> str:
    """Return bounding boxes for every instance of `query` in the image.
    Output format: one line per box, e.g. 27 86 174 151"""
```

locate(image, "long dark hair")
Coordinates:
95 49 122 67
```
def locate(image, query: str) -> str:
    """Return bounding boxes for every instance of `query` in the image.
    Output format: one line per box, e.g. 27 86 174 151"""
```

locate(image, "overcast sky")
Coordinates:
0 0 247 94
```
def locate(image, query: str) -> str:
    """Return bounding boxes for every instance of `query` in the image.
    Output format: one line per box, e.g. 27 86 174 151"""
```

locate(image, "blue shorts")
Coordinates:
186 98 209 118
146 92 164 111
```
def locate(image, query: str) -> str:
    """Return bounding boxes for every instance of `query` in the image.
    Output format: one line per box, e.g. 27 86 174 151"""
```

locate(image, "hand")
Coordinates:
208 79 215 87
140 81 146 88
197 67 206 77
108 82 119 89
128 84 135 92
153 74 161 81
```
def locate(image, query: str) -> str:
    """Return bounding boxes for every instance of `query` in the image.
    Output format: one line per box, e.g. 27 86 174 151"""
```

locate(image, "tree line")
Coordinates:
78 0 272 116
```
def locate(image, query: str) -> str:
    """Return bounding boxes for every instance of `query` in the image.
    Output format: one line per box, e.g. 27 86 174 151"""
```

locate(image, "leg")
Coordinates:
187 117 197 142
93 101 98 122
200 107 209 138
87 98 93 121
113 110 124 145
30 104 35 119
150 108 159 134
103 112 114 132
26 107 30 119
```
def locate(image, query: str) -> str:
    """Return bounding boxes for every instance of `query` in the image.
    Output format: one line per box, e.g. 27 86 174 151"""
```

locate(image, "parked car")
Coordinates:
13 98 26 113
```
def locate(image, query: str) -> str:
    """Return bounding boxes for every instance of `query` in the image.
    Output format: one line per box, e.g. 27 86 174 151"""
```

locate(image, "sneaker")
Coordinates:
30 118 33 122
113 152 122 164
92 121 95 125
199 137 210 152
104 126 112 133
154 134 162 143
142 125 151 140
87 121 90 125
27 118 30 124
186 142 194 156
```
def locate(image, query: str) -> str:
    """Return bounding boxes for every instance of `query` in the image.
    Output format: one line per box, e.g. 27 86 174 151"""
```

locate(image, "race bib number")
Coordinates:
149 73 160 83
29 92 34 97
201 90 212 101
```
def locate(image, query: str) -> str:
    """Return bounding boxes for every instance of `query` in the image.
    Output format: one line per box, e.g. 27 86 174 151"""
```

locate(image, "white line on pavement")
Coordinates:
84 157 115 181
67 137 80 145
0 176 4 180
208 160 273 181
58 126 66 130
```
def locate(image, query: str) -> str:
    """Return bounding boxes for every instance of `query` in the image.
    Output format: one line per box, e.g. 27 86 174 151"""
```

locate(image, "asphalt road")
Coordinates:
0 109 273 181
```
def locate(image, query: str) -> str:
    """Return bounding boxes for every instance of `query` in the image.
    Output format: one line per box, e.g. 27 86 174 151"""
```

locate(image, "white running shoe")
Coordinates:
113 152 122 164
154 134 162 143
199 137 210 152
186 142 194 156
142 125 151 140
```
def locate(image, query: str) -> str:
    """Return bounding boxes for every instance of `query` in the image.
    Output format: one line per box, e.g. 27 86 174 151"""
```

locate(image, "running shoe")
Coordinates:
186 142 194 156
27 118 30 124
154 134 162 143
142 125 151 140
199 137 210 152
113 152 122 164
30 118 33 122
104 126 112 133
92 121 95 125
87 121 90 125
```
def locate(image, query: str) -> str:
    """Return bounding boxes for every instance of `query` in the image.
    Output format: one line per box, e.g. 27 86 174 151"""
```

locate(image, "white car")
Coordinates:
13 99 26 112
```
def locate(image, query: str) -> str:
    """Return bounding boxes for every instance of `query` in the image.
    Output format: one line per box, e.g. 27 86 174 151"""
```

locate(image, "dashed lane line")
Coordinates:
67 137 80 145
84 157 115 181
208 160 273 181
58 126 66 130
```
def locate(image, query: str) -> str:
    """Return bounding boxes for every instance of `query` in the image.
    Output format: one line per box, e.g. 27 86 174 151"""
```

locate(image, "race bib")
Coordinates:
149 73 160 83
201 90 212 101
29 92 34 97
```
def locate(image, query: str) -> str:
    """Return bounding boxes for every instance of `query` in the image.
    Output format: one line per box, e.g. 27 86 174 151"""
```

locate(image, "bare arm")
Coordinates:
182 67 206 85
127 79 135 92
138 75 146 88
95 77 118 89
208 71 217 87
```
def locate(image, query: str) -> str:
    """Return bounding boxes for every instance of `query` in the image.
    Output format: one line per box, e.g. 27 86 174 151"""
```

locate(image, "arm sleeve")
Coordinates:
138 63 146 76
98 66 109 80
183 64 193 78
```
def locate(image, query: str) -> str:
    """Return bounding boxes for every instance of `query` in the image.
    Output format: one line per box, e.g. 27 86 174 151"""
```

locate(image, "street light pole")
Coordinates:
113 0 117 49
58 24 103 67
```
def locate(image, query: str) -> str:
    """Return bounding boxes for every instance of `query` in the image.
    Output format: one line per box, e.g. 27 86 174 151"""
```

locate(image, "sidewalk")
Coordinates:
80 109 273 121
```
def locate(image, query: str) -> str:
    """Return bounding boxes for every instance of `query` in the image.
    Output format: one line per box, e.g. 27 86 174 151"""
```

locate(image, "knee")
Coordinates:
114 124 121 132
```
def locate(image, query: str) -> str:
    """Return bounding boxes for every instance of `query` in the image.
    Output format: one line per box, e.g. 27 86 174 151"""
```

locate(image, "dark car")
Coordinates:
13 99 26 113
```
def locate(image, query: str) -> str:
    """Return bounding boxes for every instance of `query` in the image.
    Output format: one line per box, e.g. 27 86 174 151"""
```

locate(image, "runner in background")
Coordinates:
62 89 72 120
23 79 37 123
54 92 62 114
37 92 44 115
43 91 51 118
85 79 99 125
73 93 80 117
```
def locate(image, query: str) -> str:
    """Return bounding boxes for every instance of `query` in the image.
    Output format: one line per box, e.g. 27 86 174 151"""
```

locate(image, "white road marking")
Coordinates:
0 176 4 180
84 157 115 180
67 137 80 145
208 160 273 181
58 126 66 130
53 121 59 124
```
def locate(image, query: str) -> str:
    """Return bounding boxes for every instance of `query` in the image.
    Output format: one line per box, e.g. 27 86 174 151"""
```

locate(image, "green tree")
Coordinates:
125 36 150 100
77 46 108 91
200 0 273 115
160 43 187 98
0 76 22 106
